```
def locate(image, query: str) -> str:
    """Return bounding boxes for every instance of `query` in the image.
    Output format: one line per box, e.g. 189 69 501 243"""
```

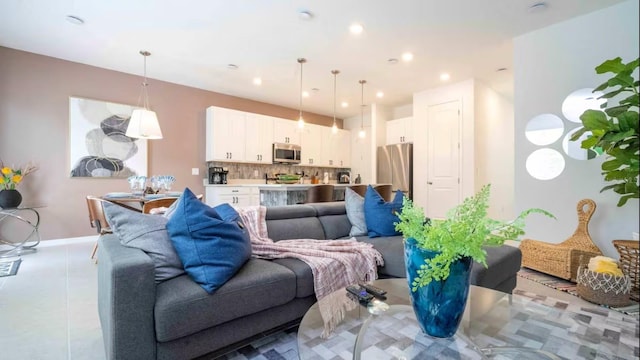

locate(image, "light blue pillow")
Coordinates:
364 186 404 238
345 187 367 236
166 188 252 294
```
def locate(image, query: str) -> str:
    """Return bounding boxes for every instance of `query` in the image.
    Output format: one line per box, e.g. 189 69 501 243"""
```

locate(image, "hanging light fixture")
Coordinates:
126 50 163 139
331 70 339 134
358 80 366 138
296 58 307 129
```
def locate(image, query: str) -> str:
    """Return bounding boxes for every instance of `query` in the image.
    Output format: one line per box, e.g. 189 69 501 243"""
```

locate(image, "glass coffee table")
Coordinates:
297 279 639 359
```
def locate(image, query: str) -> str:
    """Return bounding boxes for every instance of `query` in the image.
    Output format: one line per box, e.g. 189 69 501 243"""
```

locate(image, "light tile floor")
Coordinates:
0 238 595 360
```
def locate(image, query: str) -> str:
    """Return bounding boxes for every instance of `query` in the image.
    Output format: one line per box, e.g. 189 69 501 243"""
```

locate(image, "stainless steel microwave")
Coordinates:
273 143 301 164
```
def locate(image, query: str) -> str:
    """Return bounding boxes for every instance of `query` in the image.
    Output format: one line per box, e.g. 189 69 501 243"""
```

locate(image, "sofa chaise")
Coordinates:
97 201 522 360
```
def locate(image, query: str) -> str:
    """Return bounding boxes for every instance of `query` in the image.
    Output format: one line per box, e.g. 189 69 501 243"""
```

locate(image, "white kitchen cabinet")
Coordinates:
205 186 259 208
321 127 351 167
273 118 301 145
299 123 323 166
206 107 246 162
245 113 274 163
386 117 413 144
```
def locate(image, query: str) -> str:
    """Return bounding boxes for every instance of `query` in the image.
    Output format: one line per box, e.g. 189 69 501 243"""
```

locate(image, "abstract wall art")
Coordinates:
69 97 148 178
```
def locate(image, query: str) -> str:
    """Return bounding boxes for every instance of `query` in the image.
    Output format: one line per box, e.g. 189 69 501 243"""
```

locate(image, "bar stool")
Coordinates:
373 184 393 202
347 185 367 198
305 185 335 203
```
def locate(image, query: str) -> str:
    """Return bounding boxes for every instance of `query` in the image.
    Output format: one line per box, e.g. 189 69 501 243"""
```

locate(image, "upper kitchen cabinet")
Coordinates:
206 106 246 162
273 118 301 145
322 127 351 167
299 123 323 166
245 113 274 164
386 117 413 144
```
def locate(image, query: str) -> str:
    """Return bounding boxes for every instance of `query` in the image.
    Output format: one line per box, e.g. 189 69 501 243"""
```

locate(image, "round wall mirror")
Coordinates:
526 148 565 180
562 88 605 123
562 127 601 160
525 114 564 145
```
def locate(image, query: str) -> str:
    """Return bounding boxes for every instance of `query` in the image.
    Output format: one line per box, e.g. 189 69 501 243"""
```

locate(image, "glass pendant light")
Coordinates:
331 70 339 134
126 50 163 139
297 58 306 129
358 80 366 138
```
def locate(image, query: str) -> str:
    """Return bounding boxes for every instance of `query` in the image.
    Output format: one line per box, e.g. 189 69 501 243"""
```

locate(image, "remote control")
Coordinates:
360 283 387 298
346 285 373 303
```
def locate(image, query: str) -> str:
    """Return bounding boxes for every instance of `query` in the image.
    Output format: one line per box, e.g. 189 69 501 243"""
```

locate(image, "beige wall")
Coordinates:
0 46 340 240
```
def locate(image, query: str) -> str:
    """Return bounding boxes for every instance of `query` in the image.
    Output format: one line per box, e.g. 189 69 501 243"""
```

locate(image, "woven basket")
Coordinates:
613 240 639 301
576 266 631 307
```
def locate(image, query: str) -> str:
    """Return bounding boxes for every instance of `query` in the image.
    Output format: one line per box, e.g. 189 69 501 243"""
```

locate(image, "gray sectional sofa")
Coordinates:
97 201 522 360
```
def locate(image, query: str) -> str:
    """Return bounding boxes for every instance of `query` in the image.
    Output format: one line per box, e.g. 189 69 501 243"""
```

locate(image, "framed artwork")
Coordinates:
69 97 148 178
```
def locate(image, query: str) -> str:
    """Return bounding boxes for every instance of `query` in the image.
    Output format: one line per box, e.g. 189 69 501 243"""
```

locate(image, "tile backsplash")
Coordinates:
209 162 351 182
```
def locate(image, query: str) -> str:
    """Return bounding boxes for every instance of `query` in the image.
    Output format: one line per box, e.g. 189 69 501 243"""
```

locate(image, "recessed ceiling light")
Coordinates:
299 10 313 20
376 91 384 98
349 23 364 34
440 73 450 81
387 58 399 65
253 77 262 86
528 2 547 13
401 52 414 62
302 91 310 98
65 15 84 25
341 101 349 108
227 64 238 70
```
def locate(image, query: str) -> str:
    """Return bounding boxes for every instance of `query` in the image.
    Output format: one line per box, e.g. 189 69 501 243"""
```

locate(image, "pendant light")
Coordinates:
358 80 366 138
331 70 339 134
297 58 307 129
126 50 163 139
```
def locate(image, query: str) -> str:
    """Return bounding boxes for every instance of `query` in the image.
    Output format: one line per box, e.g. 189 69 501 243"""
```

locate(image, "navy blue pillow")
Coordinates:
166 188 252 294
364 186 405 237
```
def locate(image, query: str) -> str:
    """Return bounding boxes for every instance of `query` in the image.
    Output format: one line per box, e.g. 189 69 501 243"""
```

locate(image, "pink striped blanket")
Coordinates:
237 206 383 337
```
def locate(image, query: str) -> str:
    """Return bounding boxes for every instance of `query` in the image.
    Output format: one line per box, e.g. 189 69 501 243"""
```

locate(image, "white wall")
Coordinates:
391 103 413 118
474 81 515 220
346 113 372 183
371 103 391 183
413 79 476 210
513 0 639 257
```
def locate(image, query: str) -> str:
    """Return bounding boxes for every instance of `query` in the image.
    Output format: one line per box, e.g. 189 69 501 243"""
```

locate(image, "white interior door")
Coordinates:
427 100 461 219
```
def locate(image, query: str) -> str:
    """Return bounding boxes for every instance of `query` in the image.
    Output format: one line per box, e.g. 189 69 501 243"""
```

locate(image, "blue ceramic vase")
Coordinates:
404 238 472 338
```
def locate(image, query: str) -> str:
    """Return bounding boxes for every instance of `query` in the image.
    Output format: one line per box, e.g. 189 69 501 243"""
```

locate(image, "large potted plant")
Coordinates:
395 184 553 338
570 57 639 207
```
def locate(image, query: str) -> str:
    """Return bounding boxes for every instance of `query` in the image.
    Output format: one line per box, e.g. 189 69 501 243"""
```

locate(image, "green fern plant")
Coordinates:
395 184 554 291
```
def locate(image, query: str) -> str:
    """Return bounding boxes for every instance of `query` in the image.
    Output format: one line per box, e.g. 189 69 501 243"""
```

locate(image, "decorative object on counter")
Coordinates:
395 184 554 338
322 172 329 184
355 174 362 184
126 50 163 140
277 174 301 184
0 161 38 208
69 96 147 178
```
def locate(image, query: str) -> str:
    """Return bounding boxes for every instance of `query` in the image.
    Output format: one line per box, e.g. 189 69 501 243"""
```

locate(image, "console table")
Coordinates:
0 207 41 257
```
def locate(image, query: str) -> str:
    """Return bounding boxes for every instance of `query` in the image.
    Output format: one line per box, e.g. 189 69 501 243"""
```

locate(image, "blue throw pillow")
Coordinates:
364 185 405 238
166 188 252 294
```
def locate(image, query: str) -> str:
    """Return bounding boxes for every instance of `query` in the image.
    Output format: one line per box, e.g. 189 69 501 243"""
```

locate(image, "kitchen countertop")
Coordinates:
203 183 379 189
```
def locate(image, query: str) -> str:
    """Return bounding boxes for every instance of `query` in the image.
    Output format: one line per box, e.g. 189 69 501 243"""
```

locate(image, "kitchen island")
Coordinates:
203 183 383 207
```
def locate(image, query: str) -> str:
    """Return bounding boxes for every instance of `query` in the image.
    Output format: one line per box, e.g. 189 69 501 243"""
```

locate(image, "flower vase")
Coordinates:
0 189 23 208
404 238 472 338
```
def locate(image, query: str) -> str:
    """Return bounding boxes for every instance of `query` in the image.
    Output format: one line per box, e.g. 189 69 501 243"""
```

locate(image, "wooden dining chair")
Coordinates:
142 197 178 214
86 196 113 262
373 184 393 202
347 185 367 198
305 185 335 203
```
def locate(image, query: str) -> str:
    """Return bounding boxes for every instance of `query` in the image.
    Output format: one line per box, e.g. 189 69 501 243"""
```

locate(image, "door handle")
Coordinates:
427 182 433 185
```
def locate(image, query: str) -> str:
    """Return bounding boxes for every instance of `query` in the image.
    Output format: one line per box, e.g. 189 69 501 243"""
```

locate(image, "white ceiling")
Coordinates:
0 0 627 119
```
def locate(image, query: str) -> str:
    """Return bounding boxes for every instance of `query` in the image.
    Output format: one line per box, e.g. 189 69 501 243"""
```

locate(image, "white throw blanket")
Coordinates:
237 206 384 337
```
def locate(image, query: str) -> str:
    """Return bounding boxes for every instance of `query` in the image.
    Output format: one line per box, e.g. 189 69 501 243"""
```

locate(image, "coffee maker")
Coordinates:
208 167 228 184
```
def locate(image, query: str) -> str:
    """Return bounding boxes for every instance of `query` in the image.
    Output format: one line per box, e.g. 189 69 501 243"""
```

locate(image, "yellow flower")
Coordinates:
1 167 11 175
12 175 22 184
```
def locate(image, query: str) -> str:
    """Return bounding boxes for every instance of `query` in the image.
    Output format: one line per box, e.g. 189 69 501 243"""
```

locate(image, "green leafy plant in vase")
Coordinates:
395 184 554 337
570 57 639 207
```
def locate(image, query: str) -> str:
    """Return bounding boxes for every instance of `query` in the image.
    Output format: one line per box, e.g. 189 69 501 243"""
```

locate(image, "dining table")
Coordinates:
101 192 181 212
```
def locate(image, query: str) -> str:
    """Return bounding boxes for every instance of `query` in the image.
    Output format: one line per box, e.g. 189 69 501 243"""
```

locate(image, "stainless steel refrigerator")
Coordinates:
377 143 413 199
